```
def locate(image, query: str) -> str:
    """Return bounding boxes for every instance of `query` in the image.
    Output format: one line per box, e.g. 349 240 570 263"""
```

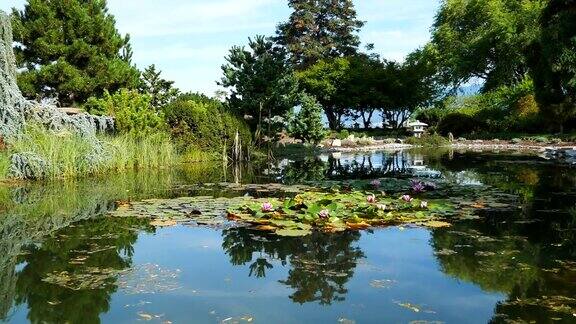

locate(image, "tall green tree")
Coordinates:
297 57 350 129
219 36 299 141
339 54 386 128
140 64 179 109
529 0 576 133
431 0 545 91
275 0 364 69
11 0 140 106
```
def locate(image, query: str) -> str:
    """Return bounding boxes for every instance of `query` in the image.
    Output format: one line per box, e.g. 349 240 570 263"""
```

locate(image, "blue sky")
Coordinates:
2 0 440 96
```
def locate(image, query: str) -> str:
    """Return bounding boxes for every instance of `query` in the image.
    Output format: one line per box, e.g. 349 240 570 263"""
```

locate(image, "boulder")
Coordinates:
331 139 342 147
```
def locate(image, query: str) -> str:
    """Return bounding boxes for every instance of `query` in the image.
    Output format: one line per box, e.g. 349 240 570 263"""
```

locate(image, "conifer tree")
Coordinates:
140 65 179 109
275 0 364 69
11 0 140 106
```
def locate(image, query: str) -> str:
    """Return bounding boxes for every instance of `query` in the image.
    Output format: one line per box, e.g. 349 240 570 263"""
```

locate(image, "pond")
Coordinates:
1 149 575 323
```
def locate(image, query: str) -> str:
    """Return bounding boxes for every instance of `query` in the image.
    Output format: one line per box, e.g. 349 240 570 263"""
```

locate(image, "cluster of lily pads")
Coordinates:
226 189 454 237
108 177 520 237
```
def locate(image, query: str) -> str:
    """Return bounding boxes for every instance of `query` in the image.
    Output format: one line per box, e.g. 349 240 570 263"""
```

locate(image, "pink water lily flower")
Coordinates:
318 209 330 219
401 195 413 203
420 201 429 209
367 194 377 203
370 179 381 188
261 202 273 212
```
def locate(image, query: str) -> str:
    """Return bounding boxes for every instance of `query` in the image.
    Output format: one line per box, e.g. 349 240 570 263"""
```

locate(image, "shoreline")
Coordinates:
322 141 576 153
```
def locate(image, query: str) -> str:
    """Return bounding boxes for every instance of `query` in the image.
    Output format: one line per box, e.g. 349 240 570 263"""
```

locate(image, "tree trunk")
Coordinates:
325 107 339 130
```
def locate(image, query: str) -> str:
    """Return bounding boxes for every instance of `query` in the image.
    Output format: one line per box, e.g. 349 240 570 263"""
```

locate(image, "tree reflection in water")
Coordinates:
222 228 364 305
278 150 432 184
0 217 152 324
430 160 576 323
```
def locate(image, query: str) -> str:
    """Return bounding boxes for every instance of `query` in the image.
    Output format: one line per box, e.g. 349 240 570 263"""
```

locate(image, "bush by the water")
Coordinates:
163 93 252 159
85 89 167 136
405 134 449 147
416 78 541 137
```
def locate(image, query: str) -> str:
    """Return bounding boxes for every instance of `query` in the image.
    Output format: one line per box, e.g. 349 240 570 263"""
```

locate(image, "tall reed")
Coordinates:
1 125 177 180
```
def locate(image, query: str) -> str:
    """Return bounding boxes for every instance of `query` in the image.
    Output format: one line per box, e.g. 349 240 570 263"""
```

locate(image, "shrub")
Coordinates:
338 130 350 140
163 94 251 157
437 112 484 137
86 89 167 136
405 134 449 147
288 93 327 144
420 77 543 136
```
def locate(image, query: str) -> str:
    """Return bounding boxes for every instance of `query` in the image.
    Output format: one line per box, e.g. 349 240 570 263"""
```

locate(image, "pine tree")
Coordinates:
219 36 299 141
275 0 364 69
140 65 179 109
289 93 326 144
11 0 140 106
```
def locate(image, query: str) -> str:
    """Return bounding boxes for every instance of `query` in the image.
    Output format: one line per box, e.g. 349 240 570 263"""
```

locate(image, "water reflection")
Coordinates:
222 228 364 305
13 218 151 324
0 149 575 323
275 149 444 184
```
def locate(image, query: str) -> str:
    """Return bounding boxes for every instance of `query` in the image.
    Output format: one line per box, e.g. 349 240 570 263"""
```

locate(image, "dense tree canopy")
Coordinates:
11 0 139 106
529 0 576 132
431 0 545 91
219 36 299 140
296 57 350 129
275 0 364 69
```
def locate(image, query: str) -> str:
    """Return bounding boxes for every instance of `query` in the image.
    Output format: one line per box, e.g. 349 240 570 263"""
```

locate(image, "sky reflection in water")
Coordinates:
1 149 575 323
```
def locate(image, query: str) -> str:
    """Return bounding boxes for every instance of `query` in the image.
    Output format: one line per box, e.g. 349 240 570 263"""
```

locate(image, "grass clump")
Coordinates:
1 125 176 181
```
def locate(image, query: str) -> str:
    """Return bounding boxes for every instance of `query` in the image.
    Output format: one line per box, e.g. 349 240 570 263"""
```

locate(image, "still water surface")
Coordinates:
1 149 575 323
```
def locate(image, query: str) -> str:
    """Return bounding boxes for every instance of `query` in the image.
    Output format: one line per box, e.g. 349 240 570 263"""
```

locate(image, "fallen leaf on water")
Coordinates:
138 313 153 321
369 279 396 289
396 302 421 313
255 225 277 231
423 221 452 228
150 219 178 227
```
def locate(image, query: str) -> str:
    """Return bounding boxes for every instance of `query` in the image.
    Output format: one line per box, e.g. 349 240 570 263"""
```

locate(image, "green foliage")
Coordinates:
288 93 327 144
1 125 175 180
163 94 251 157
529 0 576 133
11 0 140 105
430 0 545 90
405 134 449 147
219 36 299 140
437 112 483 137
418 78 541 136
298 50 441 130
274 0 364 69
85 89 166 136
337 130 350 140
139 64 180 109
297 57 350 129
